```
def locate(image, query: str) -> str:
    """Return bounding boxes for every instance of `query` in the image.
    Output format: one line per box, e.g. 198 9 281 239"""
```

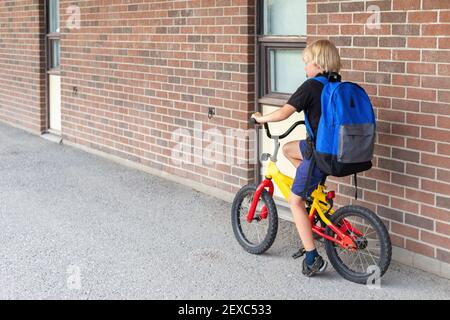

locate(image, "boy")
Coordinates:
251 40 342 277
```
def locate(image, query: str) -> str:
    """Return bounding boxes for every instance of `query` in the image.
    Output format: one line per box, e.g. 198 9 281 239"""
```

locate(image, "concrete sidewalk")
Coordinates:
0 122 449 300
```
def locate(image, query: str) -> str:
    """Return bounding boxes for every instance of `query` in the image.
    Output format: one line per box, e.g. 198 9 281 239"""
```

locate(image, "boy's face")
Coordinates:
304 61 322 78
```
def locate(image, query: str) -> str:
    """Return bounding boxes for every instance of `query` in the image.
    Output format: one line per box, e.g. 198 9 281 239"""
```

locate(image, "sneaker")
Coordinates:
302 255 328 277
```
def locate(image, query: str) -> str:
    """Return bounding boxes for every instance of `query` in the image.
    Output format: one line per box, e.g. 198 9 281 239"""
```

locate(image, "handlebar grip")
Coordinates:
249 118 257 125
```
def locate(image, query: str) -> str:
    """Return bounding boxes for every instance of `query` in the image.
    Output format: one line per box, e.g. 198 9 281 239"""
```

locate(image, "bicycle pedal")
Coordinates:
292 248 306 260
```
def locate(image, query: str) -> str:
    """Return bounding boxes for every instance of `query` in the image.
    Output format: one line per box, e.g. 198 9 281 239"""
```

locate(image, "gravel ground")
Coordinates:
0 122 449 300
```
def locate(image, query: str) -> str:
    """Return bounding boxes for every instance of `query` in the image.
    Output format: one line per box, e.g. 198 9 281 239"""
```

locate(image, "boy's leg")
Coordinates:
283 140 302 168
289 191 327 276
288 192 315 251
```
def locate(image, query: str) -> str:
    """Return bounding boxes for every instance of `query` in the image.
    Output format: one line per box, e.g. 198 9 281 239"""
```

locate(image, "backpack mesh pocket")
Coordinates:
338 124 375 163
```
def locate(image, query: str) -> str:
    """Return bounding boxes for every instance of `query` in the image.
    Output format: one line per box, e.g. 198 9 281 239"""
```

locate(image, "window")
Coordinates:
46 0 60 73
263 0 307 36
49 0 60 33
258 0 307 100
269 48 305 94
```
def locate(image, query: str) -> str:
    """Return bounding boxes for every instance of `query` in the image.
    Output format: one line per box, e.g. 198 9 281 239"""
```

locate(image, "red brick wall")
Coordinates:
1 0 448 266
60 0 256 194
309 0 450 264
0 1 46 133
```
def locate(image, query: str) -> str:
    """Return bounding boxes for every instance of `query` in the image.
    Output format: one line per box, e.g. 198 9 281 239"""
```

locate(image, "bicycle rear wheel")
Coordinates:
231 184 278 254
325 205 392 284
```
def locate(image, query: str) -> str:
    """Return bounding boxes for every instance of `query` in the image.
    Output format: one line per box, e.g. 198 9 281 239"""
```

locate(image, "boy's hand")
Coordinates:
251 112 263 124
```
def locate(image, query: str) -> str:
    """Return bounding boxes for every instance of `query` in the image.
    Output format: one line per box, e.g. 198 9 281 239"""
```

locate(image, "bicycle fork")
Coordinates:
246 179 274 223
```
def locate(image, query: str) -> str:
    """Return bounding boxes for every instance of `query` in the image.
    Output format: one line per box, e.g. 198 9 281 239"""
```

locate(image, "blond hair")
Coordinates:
303 40 341 73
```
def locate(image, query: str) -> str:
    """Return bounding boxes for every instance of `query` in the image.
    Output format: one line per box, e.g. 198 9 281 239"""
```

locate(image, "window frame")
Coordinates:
46 0 61 75
257 2 307 105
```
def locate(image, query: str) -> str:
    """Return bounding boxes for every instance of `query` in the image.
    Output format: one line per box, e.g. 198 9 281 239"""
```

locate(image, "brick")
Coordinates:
436 249 450 264
407 37 437 49
438 91 450 103
391 234 406 248
392 99 420 112
378 182 405 197
421 204 450 222
392 148 420 163
364 168 391 182
340 25 365 35
422 153 450 169
422 76 450 90
421 231 450 249
405 188 435 205
329 36 352 47
422 179 450 195
354 37 378 47
437 169 450 184
378 110 404 122
438 64 450 76
354 60 378 71
317 3 340 13
381 12 407 23
392 50 421 62
421 101 450 115
406 88 437 101
379 37 407 47
341 1 366 12
392 173 420 188
423 0 450 9
437 196 450 210
365 49 392 60
406 113 436 126
378 134 405 147
379 61 405 73
364 190 390 206
407 11 438 23
439 38 450 49
378 158 405 173
405 213 435 231
392 24 420 36
378 206 404 222
339 184 363 199
405 239 435 258
366 0 393 11
432 115 449 133
422 24 450 36
395 77 423 89
406 163 436 179
441 11 450 22
392 124 420 137
393 0 421 10
391 221 419 239
436 222 450 237
379 85 405 98
423 50 450 63
406 138 436 153
407 63 436 75
421 127 450 143
438 143 450 156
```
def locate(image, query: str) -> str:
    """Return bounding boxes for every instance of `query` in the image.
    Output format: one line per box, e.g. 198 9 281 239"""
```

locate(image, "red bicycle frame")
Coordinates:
247 179 359 251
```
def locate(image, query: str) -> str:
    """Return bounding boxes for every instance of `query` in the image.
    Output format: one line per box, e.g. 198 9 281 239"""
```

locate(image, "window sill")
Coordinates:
47 68 61 76
258 96 288 107
258 36 307 43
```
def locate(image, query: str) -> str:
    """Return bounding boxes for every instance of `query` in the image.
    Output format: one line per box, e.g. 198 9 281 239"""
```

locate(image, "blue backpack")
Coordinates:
305 75 376 178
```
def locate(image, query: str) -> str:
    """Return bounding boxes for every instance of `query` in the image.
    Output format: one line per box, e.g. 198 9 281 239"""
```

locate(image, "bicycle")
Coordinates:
231 119 392 284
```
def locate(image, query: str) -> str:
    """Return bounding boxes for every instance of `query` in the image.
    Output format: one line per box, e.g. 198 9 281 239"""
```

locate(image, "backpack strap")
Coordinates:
304 76 329 141
311 76 329 86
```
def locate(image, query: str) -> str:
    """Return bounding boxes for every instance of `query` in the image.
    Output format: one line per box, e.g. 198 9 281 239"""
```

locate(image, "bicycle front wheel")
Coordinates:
325 205 392 284
231 184 278 254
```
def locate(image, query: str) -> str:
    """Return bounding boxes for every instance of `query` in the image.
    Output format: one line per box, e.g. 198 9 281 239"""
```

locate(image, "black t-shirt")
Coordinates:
287 73 341 139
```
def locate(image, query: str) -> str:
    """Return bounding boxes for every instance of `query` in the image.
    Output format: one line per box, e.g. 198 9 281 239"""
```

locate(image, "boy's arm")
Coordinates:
251 104 297 124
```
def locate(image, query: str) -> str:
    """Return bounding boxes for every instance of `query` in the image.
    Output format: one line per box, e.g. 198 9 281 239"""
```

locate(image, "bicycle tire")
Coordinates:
324 205 392 284
231 183 278 254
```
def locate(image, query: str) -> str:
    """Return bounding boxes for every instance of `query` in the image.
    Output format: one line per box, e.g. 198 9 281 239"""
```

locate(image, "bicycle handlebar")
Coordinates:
249 118 305 140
